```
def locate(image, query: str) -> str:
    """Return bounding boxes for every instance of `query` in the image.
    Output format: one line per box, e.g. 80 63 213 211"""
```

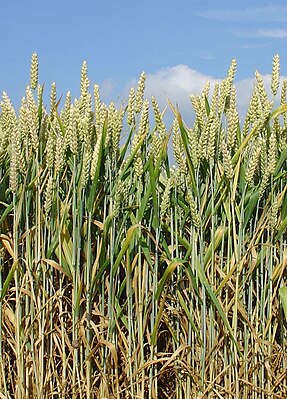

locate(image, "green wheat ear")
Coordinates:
30 52 39 90
271 54 280 97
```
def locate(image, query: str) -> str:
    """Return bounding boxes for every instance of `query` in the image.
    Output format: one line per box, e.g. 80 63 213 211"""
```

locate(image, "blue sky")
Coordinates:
1 0 287 118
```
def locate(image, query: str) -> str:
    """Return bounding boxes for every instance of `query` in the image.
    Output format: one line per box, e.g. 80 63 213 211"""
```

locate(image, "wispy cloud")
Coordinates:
198 52 218 61
196 6 287 22
237 29 287 39
100 78 116 98
241 43 268 49
249 29 287 39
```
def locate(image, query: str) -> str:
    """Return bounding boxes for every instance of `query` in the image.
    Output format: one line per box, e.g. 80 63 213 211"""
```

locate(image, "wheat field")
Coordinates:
0 54 287 398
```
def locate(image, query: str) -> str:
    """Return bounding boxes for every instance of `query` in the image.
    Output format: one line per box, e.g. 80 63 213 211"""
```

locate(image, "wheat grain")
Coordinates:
186 126 199 168
255 71 270 110
134 153 144 179
173 119 187 175
210 82 219 116
227 59 237 87
46 128 55 170
90 132 101 179
135 72 146 114
50 82 57 117
67 105 78 155
202 80 211 100
245 140 262 185
61 91 71 131
186 189 200 228
271 54 280 97
207 114 219 162
160 177 171 220
44 173 54 214
30 52 39 90
190 95 204 129
54 133 65 175
80 147 91 189
268 131 277 174
138 99 149 137
127 87 135 126
227 87 239 150
221 141 234 179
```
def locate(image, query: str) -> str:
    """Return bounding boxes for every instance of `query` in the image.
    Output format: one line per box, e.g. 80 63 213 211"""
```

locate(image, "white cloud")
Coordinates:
146 65 216 94
130 65 287 125
235 78 255 113
144 65 249 123
144 65 219 124
117 64 287 130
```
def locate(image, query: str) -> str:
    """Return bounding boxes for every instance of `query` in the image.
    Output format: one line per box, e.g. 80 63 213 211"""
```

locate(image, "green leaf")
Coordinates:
112 224 140 275
196 258 241 355
118 130 149 182
279 286 287 321
282 190 287 221
151 290 167 346
37 83 45 121
0 202 13 225
155 258 183 301
87 117 107 213
275 147 287 176
0 260 18 301
177 112 197 194
177 290 202 343
275 214 287 241
243 191 259 230
137 184 151 222
204 225 226 268
148 158 160 229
